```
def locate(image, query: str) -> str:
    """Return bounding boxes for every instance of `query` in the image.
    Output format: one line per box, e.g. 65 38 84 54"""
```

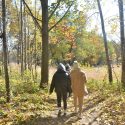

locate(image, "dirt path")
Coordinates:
23 92 116 125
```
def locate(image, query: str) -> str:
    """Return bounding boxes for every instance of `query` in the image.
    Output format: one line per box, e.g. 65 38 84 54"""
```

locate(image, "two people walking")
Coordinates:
49 61 87 118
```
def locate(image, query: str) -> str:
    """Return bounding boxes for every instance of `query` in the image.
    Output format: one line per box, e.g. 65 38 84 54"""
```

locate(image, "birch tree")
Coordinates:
97 0 113 83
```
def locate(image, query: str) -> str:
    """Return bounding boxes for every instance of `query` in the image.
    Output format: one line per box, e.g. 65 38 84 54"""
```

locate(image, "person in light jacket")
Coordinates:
70 61 87 118
49 63 72 117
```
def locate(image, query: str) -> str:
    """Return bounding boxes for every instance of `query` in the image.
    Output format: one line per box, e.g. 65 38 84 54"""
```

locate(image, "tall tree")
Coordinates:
13 1 20 64
118 0 125 86
22 0 73 86
2 0 10 102
20 0 24 75
97 0 113 83
34 0 37 80
24 4 27 70
40 0 49 87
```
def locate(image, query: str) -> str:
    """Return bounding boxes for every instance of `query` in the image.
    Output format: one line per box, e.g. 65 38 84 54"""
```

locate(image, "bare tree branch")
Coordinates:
34 17 42 22
22 0 42 31
87 12 99 21
48 0 61 21
26 10 42 22
85 12 99 26
49 1 73 32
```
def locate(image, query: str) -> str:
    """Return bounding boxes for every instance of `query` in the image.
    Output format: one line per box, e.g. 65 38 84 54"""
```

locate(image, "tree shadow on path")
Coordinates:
21 112 79 125
20 93 107 125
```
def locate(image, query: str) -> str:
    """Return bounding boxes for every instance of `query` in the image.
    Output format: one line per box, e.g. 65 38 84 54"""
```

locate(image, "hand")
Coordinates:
84 86 88 96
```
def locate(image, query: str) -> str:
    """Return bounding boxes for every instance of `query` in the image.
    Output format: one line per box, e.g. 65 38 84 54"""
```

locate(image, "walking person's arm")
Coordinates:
49 74 56 94
67 75 72 97
82 72 88 95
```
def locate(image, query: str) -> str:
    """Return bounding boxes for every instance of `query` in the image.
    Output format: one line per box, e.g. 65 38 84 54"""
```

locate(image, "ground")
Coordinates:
1 90 124 125
22 91 125 125
0 65 125 125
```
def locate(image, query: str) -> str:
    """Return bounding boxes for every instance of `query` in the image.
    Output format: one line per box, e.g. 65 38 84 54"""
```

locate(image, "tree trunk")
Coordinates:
20 0 24 75
26 15 29 70
17 42 20 64
118 0 125 86
97 0 113 83
40 0 49 87
2 0 10 102
21 0 71 87
24 4 27 70
15 1 20 64
34 0 37 80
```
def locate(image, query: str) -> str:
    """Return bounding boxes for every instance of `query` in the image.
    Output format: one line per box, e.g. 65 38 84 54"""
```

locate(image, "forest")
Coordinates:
0 0 125 125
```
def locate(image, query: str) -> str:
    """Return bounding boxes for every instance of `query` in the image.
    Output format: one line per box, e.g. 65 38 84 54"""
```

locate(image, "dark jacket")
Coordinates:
50 66 72 95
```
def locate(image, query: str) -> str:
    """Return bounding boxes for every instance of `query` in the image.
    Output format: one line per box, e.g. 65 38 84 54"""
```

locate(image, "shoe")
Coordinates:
77 113 82 119
63 112 67 116
58 110 61 117
63 110 67 116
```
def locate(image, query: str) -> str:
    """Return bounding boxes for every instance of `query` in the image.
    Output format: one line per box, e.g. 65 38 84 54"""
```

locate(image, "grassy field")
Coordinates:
6 63 121 82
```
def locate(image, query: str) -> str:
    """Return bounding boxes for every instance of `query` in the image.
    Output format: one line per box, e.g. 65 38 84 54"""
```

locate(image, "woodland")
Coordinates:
0 0 125 125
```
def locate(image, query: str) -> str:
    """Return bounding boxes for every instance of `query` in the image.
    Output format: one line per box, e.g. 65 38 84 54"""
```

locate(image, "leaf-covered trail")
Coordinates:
0 86 124 125
23 91 124 125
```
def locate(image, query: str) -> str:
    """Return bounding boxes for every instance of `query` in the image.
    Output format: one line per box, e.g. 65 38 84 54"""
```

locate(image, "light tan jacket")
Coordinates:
70 68 87 97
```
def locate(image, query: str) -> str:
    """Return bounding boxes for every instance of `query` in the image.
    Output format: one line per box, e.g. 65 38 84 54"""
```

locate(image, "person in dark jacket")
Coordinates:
49 63 72 117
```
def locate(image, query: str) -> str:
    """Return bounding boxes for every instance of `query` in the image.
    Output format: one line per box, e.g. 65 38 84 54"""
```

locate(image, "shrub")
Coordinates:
87 79 123 97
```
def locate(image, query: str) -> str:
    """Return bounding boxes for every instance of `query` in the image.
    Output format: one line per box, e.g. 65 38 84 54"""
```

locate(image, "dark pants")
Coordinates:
56 92 67 110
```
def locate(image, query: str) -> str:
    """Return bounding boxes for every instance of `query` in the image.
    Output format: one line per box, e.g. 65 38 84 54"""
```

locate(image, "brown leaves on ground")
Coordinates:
0 90 124 125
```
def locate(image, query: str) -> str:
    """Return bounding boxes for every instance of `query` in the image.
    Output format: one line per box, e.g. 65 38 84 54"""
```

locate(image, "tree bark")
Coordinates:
27 20 30 70
97 0 113 83
20 0 24 75
24 4 27 70
2 0 10 102
34 0 37 80
118 0 125 86
40 0 49 87
15 1 20 64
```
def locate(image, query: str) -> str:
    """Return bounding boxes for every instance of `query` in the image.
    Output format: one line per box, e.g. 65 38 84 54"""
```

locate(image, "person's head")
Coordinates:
65 63 71 71
73 61 79 69
57 63 66 71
